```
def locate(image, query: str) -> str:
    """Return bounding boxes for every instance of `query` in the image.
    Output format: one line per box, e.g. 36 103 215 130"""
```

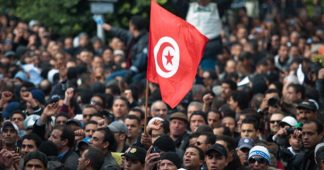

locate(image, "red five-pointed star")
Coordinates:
165 51 173 65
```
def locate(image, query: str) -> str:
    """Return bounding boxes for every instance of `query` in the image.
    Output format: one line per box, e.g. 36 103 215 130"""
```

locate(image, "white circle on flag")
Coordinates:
153 36 180 78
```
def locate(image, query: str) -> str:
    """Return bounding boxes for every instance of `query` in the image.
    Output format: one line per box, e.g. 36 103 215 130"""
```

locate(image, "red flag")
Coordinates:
147 0 208 108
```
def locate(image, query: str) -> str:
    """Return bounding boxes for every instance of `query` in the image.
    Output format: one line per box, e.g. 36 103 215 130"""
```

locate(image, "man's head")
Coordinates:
108 121 128 144
187 102 203 120
150 100 168 119
221 116 236 133
221 79 237 100
23 151 48 170
284 83 304 104
77 147 105 170
123 146 146 170
302 120 323 149
269 112 285 134
55 113 68 126
248 146 270 170
207 111 221 129
296 100 318 123
125 115 141 140
48 126 75 151
240 118 259 140
189 111 207 132
183 146 204 170
169 112 188 139
129 15 146 35
84 120 98 138
82 105 98 123
236 138 255 166
315 143 324 169
1 120 19 146
112 96 129 120
21 133 42 157
159 152 181 170
10 110 26 130
205 144 228 170
195 132 216 153
90 127 116 153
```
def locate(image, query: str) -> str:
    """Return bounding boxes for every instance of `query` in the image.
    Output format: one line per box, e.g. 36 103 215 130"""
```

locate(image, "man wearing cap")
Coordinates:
158 152 182 170
273 116 298 147
123 146 146 170
205 143 228 170
236 137 255 166
1 121 19 151
169 112 190 152
296 99 318 123
108 121 129 152
248 145 271 170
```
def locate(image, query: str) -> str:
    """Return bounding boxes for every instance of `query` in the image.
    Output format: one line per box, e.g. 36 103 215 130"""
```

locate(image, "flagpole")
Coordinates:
144 79 149 134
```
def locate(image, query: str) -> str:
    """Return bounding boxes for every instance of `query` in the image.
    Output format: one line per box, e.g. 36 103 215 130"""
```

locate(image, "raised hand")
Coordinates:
0 91 13 107
42 102 60 118
64 87 74 105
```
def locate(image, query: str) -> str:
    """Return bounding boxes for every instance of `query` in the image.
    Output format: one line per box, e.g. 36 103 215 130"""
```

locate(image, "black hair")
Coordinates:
85 147 105 170
96 127 116 151
216 135 236 151
23 151 48 168
129 107 145 120
85 120 98 127
222 79 237 91
38 141 58 157
241 117 259 131
186 145 205 161
287 83 305 99
303 120 323 134
231 91 249 110
53 126 75 148
130 15 146 31
189 111 207 124
10 110 26 119
125 114 141 125
198 132 216 145
21 133 42 148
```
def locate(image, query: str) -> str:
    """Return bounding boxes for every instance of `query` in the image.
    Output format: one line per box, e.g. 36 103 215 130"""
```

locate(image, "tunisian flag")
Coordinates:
147 0 208 108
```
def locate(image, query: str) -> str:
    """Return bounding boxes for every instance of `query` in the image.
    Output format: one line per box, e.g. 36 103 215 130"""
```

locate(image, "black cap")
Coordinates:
153 135 176 152
206 144 227 158
123 146 146 164
297 100 317 111
159 152 181 168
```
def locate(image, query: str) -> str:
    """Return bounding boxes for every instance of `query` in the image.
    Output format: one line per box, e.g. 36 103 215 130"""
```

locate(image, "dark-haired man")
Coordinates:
48 126 79 170
77 147 105 170
90 127 119 170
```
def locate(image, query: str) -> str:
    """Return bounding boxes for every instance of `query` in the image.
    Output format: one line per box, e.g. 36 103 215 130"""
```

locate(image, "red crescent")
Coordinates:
156 42 173 73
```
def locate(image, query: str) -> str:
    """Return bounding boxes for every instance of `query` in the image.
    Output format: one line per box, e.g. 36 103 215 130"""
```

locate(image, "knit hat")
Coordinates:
159 152 181 168
3 102 21 119
153 135 176 152
31 88 46 105
248 146 271 165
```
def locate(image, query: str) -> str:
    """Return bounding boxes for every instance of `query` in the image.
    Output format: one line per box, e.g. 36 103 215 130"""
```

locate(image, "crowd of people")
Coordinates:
0 0 324 169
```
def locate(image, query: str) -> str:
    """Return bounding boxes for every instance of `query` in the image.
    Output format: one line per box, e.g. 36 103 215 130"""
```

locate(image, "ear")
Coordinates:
103 141 110 149
85 159 91 167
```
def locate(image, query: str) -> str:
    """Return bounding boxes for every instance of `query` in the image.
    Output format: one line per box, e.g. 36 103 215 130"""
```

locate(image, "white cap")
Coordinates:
280 116 297 127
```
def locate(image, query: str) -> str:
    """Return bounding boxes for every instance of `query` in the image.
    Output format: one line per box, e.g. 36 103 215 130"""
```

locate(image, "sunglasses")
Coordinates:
248 157 267 164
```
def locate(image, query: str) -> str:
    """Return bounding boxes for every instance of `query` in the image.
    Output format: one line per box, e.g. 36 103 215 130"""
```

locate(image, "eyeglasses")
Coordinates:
270 120 281 124
248 157 267 164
